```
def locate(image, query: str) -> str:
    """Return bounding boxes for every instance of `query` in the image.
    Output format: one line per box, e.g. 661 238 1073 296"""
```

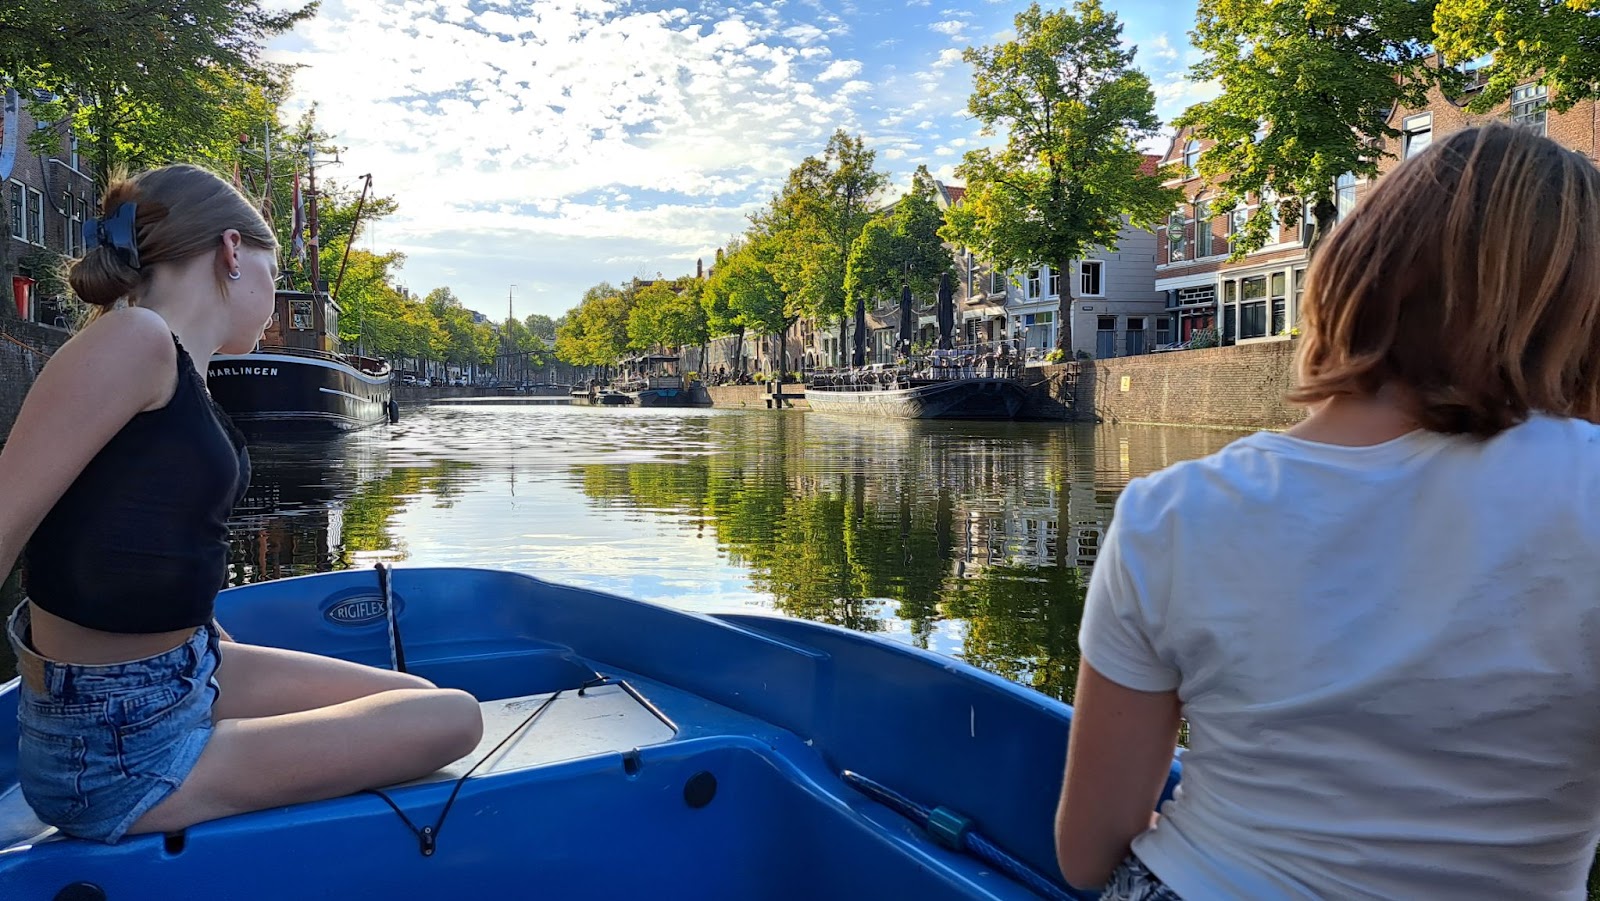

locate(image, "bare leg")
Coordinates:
128 688 483 835
212 641 436 721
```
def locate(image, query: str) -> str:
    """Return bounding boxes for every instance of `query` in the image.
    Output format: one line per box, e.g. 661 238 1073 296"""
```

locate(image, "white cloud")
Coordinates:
817 59 863 82
932 47 964 69
1149 33 1180 64
929 19 967 38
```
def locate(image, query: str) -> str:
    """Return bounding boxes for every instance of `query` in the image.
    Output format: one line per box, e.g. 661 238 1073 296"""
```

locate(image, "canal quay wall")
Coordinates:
707 384 809 411
1061 339 1306 431
0 320 69 443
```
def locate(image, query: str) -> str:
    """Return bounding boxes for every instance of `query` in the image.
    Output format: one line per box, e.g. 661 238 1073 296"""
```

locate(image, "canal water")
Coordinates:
0 406 1242 697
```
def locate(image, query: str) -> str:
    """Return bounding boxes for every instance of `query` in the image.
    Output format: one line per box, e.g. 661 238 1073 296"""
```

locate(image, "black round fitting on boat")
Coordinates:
683 771 717 808
53 883 106 901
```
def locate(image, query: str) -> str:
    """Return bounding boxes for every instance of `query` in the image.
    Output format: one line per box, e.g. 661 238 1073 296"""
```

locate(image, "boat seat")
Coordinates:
0 684 675 854
409 683 676 785
0 784 57 854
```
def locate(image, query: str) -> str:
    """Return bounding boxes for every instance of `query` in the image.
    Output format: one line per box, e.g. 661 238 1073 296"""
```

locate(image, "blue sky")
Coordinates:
267 0 1214 321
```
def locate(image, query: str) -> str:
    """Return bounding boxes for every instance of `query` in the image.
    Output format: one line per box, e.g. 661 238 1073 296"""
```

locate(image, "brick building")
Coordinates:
1155 60 1582 355
2 85 95 330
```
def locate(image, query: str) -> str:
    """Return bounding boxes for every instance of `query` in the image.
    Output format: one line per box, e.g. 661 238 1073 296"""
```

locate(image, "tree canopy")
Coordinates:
941 1 1175 353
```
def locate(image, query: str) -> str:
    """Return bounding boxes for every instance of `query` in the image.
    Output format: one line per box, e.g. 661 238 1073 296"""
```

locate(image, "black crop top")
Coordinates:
23 335 251 633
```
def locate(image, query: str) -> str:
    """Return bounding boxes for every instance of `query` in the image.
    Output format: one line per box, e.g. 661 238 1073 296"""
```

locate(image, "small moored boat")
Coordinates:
0 567 1180 900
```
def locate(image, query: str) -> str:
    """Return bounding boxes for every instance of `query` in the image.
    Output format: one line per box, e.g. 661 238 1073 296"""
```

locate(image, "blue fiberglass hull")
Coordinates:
0 568 1181 900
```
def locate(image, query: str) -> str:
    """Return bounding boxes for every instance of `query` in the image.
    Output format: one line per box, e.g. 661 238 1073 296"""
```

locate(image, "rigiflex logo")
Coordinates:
324 595 394 626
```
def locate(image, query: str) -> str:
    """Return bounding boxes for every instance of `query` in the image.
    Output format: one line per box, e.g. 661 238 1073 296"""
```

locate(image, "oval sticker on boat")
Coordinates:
324 595 394 626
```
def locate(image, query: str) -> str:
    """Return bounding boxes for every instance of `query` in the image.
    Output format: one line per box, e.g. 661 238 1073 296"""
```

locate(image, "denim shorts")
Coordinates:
1102 854 1183 900
6 601 220 843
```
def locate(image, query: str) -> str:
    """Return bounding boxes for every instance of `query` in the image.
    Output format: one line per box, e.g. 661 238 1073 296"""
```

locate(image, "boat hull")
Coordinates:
805 378 1027 421
0 566 1181 900
207 352 394 433
630 386 712 407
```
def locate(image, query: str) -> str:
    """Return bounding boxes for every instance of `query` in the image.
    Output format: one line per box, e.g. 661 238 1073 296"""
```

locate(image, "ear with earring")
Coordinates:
228 270 241 280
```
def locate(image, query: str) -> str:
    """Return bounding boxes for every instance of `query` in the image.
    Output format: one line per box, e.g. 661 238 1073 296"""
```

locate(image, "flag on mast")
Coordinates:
290 170 306 263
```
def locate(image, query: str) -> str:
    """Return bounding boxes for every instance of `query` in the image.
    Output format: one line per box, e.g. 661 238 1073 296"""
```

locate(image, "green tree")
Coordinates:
627 281 708 353
764 131 887 367
713 234 793 374
523 314 558 340
1432 1 1590 111
2 0 317 178
555 282 631 368
943 0 1176 354
844 166 954 324
1177 0 1442 254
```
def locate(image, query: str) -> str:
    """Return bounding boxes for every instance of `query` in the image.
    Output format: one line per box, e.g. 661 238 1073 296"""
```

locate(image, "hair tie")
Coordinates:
83 202 141 270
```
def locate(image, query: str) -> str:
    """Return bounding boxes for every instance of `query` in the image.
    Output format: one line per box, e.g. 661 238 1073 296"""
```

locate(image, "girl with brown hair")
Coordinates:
1057 122 1600 899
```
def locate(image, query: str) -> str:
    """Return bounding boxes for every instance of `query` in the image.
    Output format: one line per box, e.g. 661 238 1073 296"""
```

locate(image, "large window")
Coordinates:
1027 267 1042 298
1048 269 1060 298
291 299 315 330
8 180 23 242
1402 113 1433 158
1240 275 1268 339
1080 261 1104 296
25 186 43 246
1511 84 1549 135
1270 271 1288 336
1335 173 1358 223
1183 139 1201 178
1195 200 1212 257
1167 210 1188 262
990 269 1006 295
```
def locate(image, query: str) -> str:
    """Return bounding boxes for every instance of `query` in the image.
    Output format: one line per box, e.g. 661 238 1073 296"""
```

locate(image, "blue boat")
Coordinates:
0 567 1181 899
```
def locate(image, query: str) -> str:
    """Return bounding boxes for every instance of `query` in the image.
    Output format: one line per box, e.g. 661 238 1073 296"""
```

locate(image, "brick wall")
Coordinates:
706 383 807 410
1059 340 1306 430
0 318 70 443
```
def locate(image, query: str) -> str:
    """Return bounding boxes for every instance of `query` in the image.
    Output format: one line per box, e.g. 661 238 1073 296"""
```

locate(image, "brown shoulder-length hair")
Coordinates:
1289 121 1600 437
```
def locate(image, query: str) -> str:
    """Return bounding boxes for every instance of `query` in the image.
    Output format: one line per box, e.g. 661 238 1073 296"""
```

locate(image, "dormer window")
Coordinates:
1183 139 1201 178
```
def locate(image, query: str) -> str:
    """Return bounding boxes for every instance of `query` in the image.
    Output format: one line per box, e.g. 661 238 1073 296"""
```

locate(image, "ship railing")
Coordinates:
257 344 393 378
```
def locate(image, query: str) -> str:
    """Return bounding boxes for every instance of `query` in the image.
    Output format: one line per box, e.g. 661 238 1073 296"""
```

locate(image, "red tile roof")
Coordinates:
944 185 966 204
1139 154 1162 176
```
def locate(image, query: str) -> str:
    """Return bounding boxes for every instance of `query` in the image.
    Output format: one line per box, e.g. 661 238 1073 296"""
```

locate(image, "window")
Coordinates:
1167 210 1188 262
1335 173 1358 223
291 299 314 330
1195 200 1212 257
1177 285 1215 308
65 191 83 255
1079 261 1103 296
8 180 23 242
1240 275 1268 339
1126 316 1147 355
1156 316 1172 347
1459 53 1493 90
1228 205 1249 238
68 134 80 171
26 187 43 246
1183 139 1201 177
1048 269 1060 298
990 269 1006 295
1511 84 1549 135
1293 267 1306 326
1270 271 1287 335
1402 113 1433 158
1260 187 1282 236
1027 267 1042 298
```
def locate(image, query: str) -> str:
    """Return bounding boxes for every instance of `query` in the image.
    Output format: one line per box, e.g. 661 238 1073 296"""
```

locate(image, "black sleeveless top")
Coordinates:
23 335 251 633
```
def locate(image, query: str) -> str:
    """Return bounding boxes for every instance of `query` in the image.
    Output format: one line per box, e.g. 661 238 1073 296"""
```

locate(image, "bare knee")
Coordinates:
426 688 484 760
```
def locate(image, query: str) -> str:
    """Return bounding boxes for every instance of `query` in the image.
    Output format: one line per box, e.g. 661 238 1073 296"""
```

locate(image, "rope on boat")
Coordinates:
368 687 565 856
841 770 1085 901
376 562 406 673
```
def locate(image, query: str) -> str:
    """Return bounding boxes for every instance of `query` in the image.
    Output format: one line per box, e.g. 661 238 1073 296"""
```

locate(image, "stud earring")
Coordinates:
228 270 241 280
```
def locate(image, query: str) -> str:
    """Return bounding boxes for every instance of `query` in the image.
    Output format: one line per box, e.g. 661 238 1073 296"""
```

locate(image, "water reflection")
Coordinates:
1 408 1241 700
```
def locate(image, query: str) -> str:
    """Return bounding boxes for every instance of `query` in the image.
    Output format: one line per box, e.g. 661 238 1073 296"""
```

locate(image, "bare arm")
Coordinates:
0 308 176 583
1055 662 1182 890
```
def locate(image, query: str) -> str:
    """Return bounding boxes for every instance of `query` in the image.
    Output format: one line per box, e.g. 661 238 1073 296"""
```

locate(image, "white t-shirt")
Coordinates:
1079 414 1600 900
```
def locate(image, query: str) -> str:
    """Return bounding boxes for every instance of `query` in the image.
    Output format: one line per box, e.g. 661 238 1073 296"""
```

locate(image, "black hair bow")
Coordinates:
83 201 141 269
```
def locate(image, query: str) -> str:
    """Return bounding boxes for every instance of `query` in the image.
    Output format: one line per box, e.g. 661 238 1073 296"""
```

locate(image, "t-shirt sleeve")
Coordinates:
1078 484 1181 693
